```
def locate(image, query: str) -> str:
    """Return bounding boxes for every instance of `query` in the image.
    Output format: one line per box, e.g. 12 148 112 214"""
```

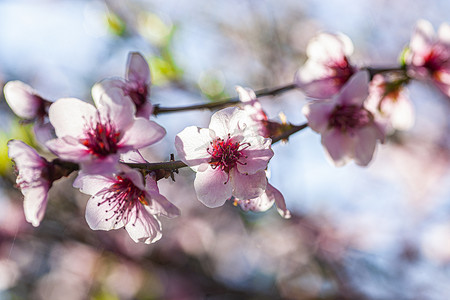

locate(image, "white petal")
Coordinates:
194 167 232 208
85 193 125 231
175 126 211 169
125 207 162 244
49 98 98 138
231 169 267 200
22 184 50 227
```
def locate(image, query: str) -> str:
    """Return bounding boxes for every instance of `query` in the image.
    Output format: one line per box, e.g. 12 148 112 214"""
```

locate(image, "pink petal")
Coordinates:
306 33 353 62
175 126 212 170
389 94 415 131
93 86 136 130
230 169 267 200
237 179 274 213
8 140 45 169
236 86 256 103
73 172 115 195
22 184 50 227
353 126 379 166
33 122 54 145
194 167 232 208
438 22 450 44
91 79 126 107
337 71 369 106
49 98 98 138
321 128 355 167
238 193 274 212
410 19 435 55
3 81 43 119
45 136 91 162
85 192 125 231
120 119 166 150
124 207 162 244
147 190 180 218
120 150 147 163
302 100 335 133
209 107 246 138
126 52 151 85
266 184 291 219
121 167 146 190
296 74 342 99
237 136 273 175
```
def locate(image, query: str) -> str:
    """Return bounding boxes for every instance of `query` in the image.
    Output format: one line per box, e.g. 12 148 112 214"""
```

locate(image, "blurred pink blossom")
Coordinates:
234 182 291 219
303 72 385 166
7 140 52 227
406 19 450 97
92 52 153 118
175 107 273 208
295 32 357 99
366 74 415 132
76 166 180 244
46 85 165 173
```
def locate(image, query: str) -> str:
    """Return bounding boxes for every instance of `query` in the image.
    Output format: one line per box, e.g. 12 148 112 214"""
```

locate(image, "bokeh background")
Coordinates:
1 0 450 299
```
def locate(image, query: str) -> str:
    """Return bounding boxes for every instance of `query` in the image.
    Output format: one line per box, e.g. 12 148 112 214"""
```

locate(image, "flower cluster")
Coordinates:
6 53 179 244
5 19 449 245
6 52 289 243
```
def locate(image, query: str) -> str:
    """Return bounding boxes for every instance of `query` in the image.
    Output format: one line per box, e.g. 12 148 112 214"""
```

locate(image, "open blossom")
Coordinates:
92 52 153 118
303 71 385 166
366 74 414 132
234 182 291 219
8 140 53 227
4 81 54 143
76 166 180 244
46 84 165 172
295 32 357 99
405 19 450 97
175 107 274 208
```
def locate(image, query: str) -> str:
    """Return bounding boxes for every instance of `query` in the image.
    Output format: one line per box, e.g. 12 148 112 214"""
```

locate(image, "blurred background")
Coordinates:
1 0 450 299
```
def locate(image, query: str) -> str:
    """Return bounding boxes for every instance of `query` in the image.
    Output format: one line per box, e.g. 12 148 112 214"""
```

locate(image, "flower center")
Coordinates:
207 134 249 175
329 104 372 132
80 118 122 158
424 44 450 73
97 175 148 226
329 57 355 87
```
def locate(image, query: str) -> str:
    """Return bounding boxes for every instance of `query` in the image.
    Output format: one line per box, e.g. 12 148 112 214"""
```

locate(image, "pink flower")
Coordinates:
366 74 414 132
236 86 270 137
175 107 274 208
76 166 180 244
46 84 165 172
3 81 54 144
236 86 288 139
92 52 153 118
405 20 450 97
303 72 385 166
7 140 52 227
295 33 357 99
234 182 291 219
